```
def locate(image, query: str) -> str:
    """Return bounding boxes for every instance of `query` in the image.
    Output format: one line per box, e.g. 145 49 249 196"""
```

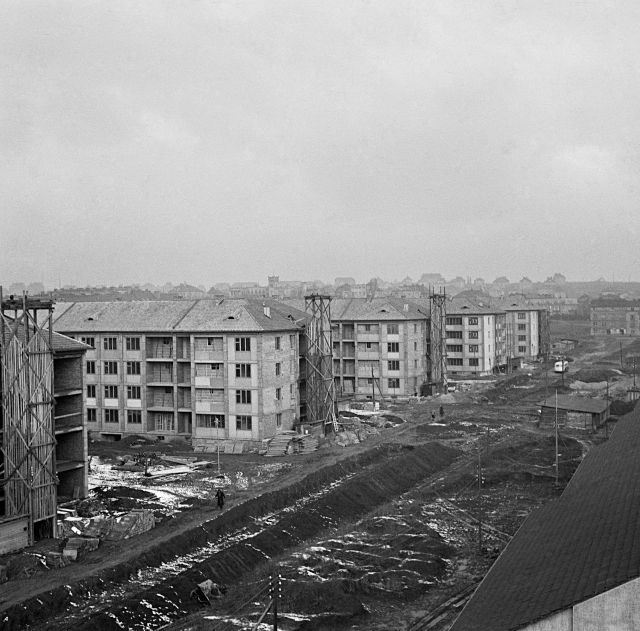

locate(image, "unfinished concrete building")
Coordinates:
328 298 431 399
52 300 305 451
1 295 88 554
590 298 640 336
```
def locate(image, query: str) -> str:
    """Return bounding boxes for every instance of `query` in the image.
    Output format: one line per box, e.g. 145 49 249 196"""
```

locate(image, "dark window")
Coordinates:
127 410 142 424
448 331 463 339
468 317 478 325
235 337 251 352
518 335 527 341
104 385 118 398
388 378 400 389
235 364 252 378
447 358 463 366
236 415 252 430
81 336 95 348
387 342 399 353
388 360 400 370
87 408 97 422
105 409 119 423
87 385 96 398
446 345 463 353
104 361 118 375
469 345 479 353
86 360 96 374
275 336 281 350
446 317 462 325
126 361 141 375
126 337 140 351
387 323 399 334
236 390 252 404
275 362 281 376
275 387 282 401
518 324 526 331
468 358 480 367
127 385 141 399
276 412 282 427
103 337 117 350
468 331 479 339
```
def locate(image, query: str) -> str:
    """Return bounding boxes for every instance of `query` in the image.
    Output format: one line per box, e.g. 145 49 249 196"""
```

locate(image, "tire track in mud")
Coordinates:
3 442 458 631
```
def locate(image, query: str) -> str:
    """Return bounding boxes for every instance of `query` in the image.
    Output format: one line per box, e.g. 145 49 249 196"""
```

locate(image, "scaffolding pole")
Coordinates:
0 289 57 543
429 288 447 395
304 295 337 434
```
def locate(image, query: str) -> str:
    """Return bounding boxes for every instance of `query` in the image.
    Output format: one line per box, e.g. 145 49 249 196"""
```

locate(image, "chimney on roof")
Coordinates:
263 303 271 318
403 303 409 312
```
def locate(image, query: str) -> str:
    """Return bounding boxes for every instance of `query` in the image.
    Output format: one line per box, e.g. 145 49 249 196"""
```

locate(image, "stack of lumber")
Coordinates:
292 434 319 454
264 431 296 457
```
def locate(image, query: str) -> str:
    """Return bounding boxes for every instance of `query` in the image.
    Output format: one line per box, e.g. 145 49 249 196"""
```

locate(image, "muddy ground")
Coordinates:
1 320 637 630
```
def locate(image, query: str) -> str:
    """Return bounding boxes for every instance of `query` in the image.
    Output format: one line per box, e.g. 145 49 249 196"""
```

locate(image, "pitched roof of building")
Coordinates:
539 395 609 414
52 300 304 333
450 404 640 631
1 318 89 354
281 297 429 321
447 297 500 315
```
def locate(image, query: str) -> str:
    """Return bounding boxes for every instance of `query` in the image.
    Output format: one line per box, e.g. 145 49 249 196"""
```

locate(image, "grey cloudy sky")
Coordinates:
2 0 640 287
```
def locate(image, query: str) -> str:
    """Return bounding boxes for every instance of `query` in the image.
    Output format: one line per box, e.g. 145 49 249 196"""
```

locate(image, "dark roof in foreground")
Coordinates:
539 395 609 414
450 404 640 631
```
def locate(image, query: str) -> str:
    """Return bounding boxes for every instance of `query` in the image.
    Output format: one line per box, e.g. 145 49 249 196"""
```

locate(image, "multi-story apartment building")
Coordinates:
590 298 640 336
501 301 540 360
445 300 501 377
53 300 304 449
328 298 430 399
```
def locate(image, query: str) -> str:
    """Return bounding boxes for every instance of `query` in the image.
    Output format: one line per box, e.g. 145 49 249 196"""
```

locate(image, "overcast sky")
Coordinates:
2 1 640 288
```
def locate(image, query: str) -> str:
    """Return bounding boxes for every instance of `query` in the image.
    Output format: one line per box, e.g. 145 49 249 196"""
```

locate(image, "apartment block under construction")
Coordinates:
0 295 89 554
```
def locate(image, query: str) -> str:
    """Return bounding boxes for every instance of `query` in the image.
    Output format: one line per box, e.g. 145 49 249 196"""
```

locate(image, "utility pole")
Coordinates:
371 366 375 405
555 389 559 488
477 441 483 555
620 340 624 370
269 569 281 631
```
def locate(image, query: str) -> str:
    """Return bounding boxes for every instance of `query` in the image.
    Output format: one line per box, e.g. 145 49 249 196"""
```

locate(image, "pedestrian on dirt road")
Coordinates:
431 411 436 422
215 488 225 509
439 405 444 419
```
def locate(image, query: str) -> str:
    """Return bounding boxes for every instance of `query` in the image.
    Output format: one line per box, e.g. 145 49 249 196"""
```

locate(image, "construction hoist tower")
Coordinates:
304 294 338 434
429 288 447 395
0 291 57 543
538 308 551 361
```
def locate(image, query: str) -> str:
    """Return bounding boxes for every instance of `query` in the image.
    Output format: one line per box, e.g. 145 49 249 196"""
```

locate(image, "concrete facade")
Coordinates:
329 299 430 399
590 299 640 336
53 300 303 448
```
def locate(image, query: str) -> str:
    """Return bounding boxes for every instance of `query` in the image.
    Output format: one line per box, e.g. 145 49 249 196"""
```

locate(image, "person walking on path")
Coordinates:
215 488 225 509
439 405 445 419
431 411 436 422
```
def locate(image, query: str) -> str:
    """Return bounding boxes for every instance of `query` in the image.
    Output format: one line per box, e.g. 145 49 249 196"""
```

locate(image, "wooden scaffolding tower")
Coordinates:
429 288 447 394
0 290 57 543
304 295 338 434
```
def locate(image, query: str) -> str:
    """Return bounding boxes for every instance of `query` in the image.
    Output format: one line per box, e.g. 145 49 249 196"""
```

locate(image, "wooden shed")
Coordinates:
539 395 610 431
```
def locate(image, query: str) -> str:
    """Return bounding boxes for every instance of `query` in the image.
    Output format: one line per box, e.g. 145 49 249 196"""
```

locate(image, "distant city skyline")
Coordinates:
3 3 640 287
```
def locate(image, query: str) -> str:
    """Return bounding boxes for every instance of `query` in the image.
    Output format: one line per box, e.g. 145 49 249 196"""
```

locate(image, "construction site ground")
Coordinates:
1 319 638 631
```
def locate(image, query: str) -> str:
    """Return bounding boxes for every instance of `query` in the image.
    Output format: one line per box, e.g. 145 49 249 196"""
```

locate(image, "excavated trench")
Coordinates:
2 441 458 631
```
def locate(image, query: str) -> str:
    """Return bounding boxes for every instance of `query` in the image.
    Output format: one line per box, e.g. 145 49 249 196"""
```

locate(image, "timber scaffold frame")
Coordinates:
304 295 338 434
429 288 447 395
0 290 57 544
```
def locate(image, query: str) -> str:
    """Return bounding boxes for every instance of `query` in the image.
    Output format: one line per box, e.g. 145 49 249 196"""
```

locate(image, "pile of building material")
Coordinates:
264 431 297 456
292 434 319 454
105 509 156 541
57 508 156 542
61 536 100 562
